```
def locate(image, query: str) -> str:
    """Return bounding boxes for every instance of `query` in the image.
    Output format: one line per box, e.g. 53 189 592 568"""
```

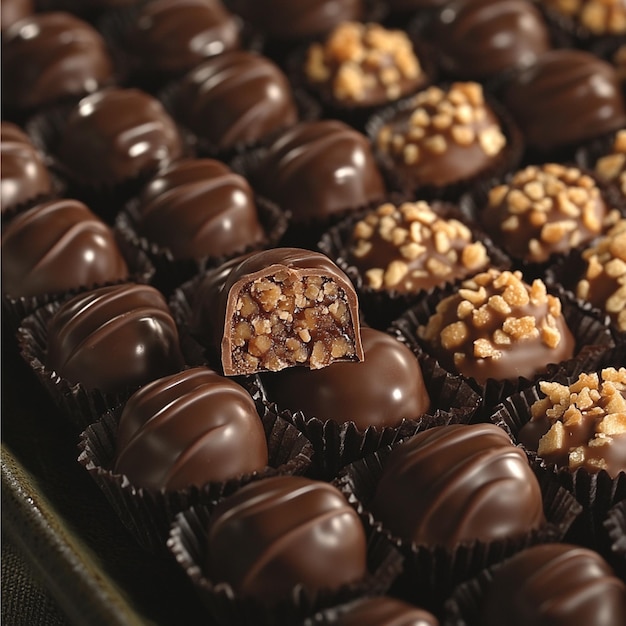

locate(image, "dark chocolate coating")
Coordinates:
1 12 114 111
370 424 545 548
57 88 183 185
205 475 368 604
229 0 364 40
1 0 33 31
46 283 185 392
113 366 268 490
388 0 446 9
503 49 626 152
432 0 551 80
255 120 385 223
481 543 626 626
335 597 439 626
126 0 240 75
136 158 264 260
260 327 430 429
175 51 298 151
1 122 53 213
2 199 128 298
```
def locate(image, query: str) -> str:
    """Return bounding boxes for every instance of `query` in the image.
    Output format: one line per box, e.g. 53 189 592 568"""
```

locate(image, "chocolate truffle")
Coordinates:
481 543 626 626
431 0 552 80
2 12 114 112
576 218 626 333
2 199 128 298
260 327 430 429
502 49 626 153
305 22 426 107
370 423 545 548
375 82 507 188
519 368 626 478
255 120 386 224
333 597 439 626
595 129 626 199
205 475 368 604
125 0 241 75
191 248 364 375
174 51 298 152
1 0 33 31
136 158 264 260
481 163 619 263
1 122 53 213
113 367 268 490
228 0 365 41
542 0 626 36
418 269 575 384
57 88 183 186
46 283 185 393
349 200 489 293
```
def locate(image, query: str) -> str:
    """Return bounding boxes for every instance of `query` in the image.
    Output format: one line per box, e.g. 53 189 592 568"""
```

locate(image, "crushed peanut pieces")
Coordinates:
545 0 626 35
595 129 626 198
350 201 489 292
305 21 422 104
530 367 626 474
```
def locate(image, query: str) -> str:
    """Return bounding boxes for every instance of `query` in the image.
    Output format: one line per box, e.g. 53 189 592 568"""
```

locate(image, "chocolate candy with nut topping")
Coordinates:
334 597 439 626
260 327 430 429
1 0 33 31
1 122 53 213
481 163 619 264
543 0 626 36
136 159 264 260
255 120 385 224
595 129 626 199
481 544 626 626
205 476 368 605
376 82 507 188
57 88 183 186
192 248 364 375
2 199 128 298
349 200 489 293
370 423 545 548
46 283 185 393
519 368 626 478
2 12 114 112
174 51 298 152
114 367 268 490
502 49 626 153
419 269 575 384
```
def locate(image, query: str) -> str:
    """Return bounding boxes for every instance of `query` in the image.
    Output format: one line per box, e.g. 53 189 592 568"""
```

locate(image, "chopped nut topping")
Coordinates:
546 0 626 35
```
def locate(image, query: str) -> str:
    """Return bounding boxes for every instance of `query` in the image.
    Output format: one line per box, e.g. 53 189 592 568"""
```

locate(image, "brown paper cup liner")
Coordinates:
604 499 626 580
318 196 512 330
391 282 616 418
336 442 582 613
166 499 404 626
77 385 315 554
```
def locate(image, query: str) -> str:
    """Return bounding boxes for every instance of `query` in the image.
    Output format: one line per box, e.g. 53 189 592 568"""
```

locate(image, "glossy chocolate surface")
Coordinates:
2 12 114 111
261 327 430 429
205 475 368 604
1 122 53 213
1 0 33 31
256 120 385 223
2 199 128 298
432 0 551 80
371 423 545 548
114 367 268 490
335 597 439 626
46 283 184 392
503 49 626 152
137 158 264 260
175 51 298 151
481 544 626 626
58 88 183 185
126 0 240 75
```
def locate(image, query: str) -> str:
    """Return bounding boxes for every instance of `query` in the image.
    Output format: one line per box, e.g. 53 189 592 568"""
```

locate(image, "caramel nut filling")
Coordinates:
595 129 626 198
545 0 626 35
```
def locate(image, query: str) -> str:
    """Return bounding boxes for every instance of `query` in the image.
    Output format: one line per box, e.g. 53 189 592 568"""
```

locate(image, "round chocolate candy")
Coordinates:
255 120 386 223
333 597 439 626
114 367 268 490
174 51 298 152
0 0 34 31
46 283 185 393
1 122 53 214
1 12 114 112
481 543 626 626
205 475 368 604
57 88 183 186
260 327 431 429
370 423 545 548
2 198 129 298
136 158 264 260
